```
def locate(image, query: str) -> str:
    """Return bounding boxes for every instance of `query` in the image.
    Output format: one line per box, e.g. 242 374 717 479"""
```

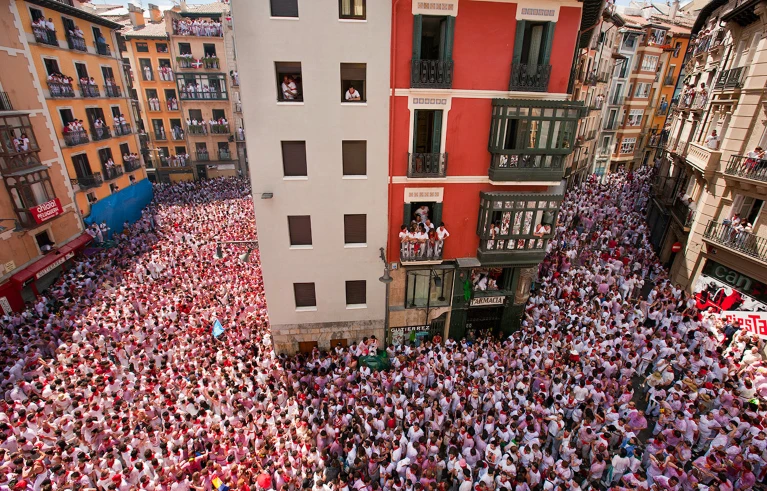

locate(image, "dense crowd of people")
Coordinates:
0 173 765 491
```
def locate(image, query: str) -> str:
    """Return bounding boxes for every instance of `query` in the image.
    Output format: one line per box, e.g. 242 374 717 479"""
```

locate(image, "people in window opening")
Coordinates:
534 222 552 238
281 75 298 100
345 84 361 101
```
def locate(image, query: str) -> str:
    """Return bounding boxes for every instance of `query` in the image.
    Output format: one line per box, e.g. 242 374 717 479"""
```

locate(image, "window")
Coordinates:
414 15 455 62
275 62 302 102
627 109 643 126
288 215 312 246
489 102 581 156
43 58 60 76
641 55 659 72
271 0 298 17
139 59 153 81
514 21 554 67
4 169 55 227
471 267 512 292
203 43 217 57
619 137 636 154
623 34 636 49
281 141 307 177
178 42 192 55
344 214 366 245
345 280 366 306
136 42 149 52
293 283 316 308
635 83 650 98
405 269 453 308
156 43 168 53
413 109 443 154
0 115 41 170
649 28 667 46
340 63 366 102
342 140 366 176
35 231 54 251
476 193 561 252
339 0 365 19
177 73 227 99
75 62 88 80
71 154 92 178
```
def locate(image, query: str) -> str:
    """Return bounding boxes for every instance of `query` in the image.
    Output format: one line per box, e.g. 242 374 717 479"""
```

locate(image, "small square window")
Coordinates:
288 216 312 246
341 63 366 102
136 42 149 52
271 0 298 17
339 0 365 19
294 282 316 308
342 141 366 176
87 192 97 204
344 214 366 245
345 280 366 306
281 141 307 177
156 43 168 53
276 62 303 102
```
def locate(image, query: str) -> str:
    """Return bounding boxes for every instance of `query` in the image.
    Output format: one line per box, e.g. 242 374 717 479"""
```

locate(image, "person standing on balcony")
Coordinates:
705 130 720 150
436 222 449 257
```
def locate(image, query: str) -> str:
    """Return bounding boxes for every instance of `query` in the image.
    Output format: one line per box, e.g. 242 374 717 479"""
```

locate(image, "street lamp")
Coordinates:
378 247 392 345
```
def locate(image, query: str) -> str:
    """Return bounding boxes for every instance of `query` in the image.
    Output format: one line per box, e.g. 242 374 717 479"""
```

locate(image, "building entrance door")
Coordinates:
465 305 504 336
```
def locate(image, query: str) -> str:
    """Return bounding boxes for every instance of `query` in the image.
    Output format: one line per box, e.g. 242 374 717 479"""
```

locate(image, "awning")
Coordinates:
11 234 92 286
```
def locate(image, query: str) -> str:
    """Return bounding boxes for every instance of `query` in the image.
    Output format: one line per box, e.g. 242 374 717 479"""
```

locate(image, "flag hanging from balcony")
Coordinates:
212 319 225 338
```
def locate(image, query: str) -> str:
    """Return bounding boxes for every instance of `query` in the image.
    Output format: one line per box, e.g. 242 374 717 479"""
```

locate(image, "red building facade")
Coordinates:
386 0 598 342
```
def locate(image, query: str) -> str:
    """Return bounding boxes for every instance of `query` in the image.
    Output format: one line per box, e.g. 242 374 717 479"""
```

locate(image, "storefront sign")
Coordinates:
29 199 63 224
413 0 458 16
722 311 767 338
35 252 74 280
516 1 561 21
470 296 505 307
694 260 767 312
405 188 444 203
391 325 430 345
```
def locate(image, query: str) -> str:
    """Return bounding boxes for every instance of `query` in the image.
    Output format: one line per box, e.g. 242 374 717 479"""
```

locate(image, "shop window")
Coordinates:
340 63 366 102
405 269 453 308
275 62 302 102
35 231 54 252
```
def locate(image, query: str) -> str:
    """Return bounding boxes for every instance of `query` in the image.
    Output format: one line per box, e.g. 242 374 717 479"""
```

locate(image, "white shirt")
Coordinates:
345 88 361 101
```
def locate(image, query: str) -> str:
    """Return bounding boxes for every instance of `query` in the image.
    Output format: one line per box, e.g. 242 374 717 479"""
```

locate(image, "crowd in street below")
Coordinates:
0 171 766 491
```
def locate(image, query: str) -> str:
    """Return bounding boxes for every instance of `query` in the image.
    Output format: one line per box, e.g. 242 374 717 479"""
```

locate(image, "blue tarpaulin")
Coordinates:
84 178 153 238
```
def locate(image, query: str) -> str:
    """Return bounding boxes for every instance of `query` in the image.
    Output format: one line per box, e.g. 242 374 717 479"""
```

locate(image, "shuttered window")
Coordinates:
288 216 312 246
282 141 307 177
344 214 366 244
293 283 316 308
345 280 366 305
270 0 298 17
342 141 366 176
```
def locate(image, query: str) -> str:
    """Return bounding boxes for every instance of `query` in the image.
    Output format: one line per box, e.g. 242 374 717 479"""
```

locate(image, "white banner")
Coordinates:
470 296 505 307
722 311 767 339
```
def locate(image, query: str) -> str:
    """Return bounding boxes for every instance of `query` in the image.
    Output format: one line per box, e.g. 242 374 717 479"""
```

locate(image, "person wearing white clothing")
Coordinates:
436 222 450 257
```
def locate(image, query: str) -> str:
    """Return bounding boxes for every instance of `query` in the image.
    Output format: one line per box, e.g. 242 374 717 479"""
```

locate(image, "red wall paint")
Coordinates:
451 2 517 91
388 182 548 261
444 98 493 175
549 6 582 94
392 96 412 176
393 1 415 90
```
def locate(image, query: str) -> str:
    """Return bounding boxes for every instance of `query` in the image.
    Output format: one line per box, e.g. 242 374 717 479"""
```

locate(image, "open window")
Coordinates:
156 43 168 53
514 21 554 68
412 109 443 155
217 142 231 160
275 62 302 102
470 267 511 292
339 0 365 20
476 193 560 254
340 63 366 102
71 153 93 178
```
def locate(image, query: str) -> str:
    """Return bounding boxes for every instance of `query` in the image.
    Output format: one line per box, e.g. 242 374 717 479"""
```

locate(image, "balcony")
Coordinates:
597 72 610 84
670 198 696 231
187 124 207 136
32 25 58 46
63 129 89 147
589 100 603 111
647 134 665 147
103 165 124 181
400 247 443 265
724 154 767 183
91 126 111 142
113 123 132 136
488 154 564 182
0 145 42 174
678 92 708 111
158 68 174 82
104 85 122 98
236 130 245 141
47 81 75 98
218 149 232 160
703 221 767 264
608 95 625 106
602 119 619 131
139 133 150 150
656 105 669 116
686 142 721 175
153 129 167 141
411 59 453 89
176 57 194 69
179 91 227 100
651 175 680 206
203 58 220 70
210 123 230 135
508 63 551 92
124 157 142 172
71 173 103 190
668 139 689 156
196 151 210 162
664 75 675 86
235 102 242 113
66 34 87 52
95 41 111 56
141 68 154 82
407 153 448 178
715 67 745 90
79 84 100 98
166 99 179 111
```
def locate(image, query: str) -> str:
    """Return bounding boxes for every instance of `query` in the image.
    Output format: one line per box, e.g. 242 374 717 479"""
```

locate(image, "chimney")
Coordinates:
148 4 162 23
670 0 680 21
128 4 145 28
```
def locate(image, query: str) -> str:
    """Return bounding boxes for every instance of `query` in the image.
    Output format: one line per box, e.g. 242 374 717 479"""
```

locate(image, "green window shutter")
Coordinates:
432 110 443 153
512 20 527 65
412 109 420 152
412 15 423 61
432 202 443 226
542 22 556 67
403 203 413 227
444 16 456 60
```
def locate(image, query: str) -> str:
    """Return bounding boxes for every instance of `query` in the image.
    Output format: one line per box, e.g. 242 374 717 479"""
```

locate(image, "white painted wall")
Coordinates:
234 0 391 329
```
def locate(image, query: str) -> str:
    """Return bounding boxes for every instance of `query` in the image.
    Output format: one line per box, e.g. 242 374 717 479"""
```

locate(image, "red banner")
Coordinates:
722 311 767 338
29 198 63 224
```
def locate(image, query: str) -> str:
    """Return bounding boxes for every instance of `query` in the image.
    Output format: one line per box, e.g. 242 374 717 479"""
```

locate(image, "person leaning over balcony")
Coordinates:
705 130 720 150
345 84 361 101
746 146 765 170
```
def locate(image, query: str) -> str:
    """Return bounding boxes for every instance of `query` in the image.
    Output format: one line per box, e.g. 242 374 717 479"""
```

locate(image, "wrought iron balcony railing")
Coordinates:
66 34 87 52
113 123 132 136
210 124 230 134
408 152 448 178
63 129 89 147
71 172 103 189
124 157 142 172
32 25 58 46
79 83 100 98
95 41 111 56
411 59 453 89
508 63 551 92
704 221 767 263
91 125 111 141
103 165 124 181
715 67 745 90
104 85 122 97
47 81 75 98
725 154 767 182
